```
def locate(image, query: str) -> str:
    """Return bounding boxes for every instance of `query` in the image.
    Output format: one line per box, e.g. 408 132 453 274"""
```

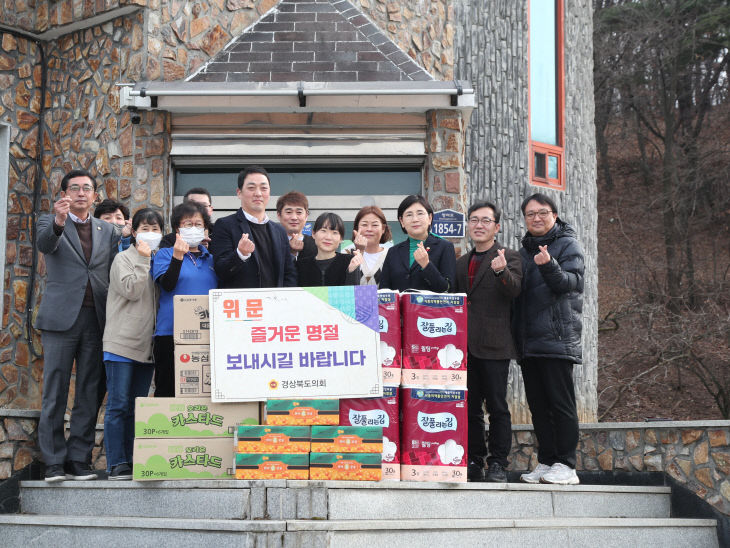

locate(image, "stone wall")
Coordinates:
1 33 44 409
0 15 171 410
453 0 598 422
0 410 40 480
508 421 730 516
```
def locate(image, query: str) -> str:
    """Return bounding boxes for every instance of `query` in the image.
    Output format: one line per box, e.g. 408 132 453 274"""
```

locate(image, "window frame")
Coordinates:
528 0 566 191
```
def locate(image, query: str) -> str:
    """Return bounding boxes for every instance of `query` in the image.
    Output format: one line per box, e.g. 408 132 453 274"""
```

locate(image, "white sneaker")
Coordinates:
519 463 552 484
540 463 579 485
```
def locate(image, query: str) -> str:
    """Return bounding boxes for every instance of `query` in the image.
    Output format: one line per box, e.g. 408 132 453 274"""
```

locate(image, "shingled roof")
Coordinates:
189 0 433 83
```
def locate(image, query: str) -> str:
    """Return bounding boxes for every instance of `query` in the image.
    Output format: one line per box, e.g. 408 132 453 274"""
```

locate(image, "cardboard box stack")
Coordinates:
399 292 468 483
133 398 258 480
132 295 259 481
173 295 211 397
232 400 383 481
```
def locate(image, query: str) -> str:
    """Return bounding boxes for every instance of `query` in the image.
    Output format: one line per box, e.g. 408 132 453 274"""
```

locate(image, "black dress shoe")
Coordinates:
109 463 133 481
44 464 66 483
485 462 508 483
64 461 98 480
467 461 485 482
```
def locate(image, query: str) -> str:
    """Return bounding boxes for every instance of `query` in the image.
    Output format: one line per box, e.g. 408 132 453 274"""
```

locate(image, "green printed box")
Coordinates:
234 425 311 453
134 438 233 481
135 397 259 438
309 452 382 481
265 399 339 425
310 426 383 453
234 453 309 479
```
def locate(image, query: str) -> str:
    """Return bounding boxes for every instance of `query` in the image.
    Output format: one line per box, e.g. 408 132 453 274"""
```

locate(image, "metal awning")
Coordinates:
120 81 475 115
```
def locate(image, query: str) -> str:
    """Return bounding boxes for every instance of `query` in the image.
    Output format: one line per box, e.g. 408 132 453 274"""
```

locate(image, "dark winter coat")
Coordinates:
513 219 584 364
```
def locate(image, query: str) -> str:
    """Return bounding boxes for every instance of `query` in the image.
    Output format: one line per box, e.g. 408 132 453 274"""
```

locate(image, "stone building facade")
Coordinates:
454 0 598 422
0 0 598 476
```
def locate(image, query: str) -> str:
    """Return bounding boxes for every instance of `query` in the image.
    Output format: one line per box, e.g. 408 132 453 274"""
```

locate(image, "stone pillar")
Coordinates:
423 109 468 257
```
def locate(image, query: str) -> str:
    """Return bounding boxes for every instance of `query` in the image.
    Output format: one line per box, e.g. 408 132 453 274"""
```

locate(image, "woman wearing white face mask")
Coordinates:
102 208 164 480
151 202 218 397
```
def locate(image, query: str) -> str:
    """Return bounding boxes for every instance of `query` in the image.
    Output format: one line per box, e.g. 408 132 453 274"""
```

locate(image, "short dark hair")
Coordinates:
276 191 309 214
353 205 391 243
170 201 211 231
397 194 433 234
237 166 270 190
94 199 130 220
313 212 345 238
521 193 558 216
184 187 212 204
468 200 501 223
61 169 97 192
131 208 164 232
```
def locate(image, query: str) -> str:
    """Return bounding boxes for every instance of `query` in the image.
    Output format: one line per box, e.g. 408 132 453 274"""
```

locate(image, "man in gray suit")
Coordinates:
35 169 120 482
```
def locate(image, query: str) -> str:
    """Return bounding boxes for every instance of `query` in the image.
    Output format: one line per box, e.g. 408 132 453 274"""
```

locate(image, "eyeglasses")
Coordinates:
525 209 553 220
402 211 428 220
180 221 205 229
66 184 94 193
468 217 496 226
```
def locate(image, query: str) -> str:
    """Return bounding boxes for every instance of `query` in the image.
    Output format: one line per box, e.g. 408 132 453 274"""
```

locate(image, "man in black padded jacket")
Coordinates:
513 193 584 486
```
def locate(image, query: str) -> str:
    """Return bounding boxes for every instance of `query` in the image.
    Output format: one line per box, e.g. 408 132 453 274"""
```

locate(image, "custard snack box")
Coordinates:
135 398 259 438
134 438 233 481
234 453 309 480
265 399 339 425
310 426 383 453
309 452 382 481
234 425 310 453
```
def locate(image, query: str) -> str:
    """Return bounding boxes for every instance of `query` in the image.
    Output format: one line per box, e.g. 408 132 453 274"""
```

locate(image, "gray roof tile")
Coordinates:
190 0 432 83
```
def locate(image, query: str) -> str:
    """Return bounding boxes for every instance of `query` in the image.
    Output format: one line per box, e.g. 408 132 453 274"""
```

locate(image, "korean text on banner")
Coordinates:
210 286 382 402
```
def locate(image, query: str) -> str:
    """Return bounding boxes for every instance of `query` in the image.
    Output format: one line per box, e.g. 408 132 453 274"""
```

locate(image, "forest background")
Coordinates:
593 0 730 421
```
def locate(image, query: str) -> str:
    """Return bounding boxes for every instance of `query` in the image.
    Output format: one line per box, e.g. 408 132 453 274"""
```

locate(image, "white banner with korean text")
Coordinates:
210 286 382 402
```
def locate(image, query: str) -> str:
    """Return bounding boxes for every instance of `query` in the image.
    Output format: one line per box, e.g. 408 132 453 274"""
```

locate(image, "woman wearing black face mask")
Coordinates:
102 208 163 480
151 202 218 397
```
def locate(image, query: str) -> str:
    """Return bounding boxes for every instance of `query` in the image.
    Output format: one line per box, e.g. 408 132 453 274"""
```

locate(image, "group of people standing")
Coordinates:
35 165 584 486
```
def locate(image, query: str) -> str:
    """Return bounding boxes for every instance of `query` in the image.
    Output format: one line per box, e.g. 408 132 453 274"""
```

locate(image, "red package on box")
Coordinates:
400 387 467 483
339 385 400 481
378 290 402 386
401 292 467 387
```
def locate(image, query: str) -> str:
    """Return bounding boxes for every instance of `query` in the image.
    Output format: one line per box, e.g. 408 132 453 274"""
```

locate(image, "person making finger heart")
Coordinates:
209 166 297 289
513 193 584 487
379 194 456 293
151 201 218 397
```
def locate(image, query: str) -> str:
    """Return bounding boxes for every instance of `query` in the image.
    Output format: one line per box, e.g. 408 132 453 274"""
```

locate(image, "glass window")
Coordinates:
530 0 558 146
175 166 422 245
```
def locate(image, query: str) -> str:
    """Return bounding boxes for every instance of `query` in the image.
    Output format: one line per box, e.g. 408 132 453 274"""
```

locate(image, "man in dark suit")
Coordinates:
455 200 522 483
276 190 316 261
209 166 297 288
35 169 121 482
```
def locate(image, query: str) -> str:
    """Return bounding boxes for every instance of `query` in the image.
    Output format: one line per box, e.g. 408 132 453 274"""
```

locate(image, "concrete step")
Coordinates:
0 515 718 548
19 479 673 521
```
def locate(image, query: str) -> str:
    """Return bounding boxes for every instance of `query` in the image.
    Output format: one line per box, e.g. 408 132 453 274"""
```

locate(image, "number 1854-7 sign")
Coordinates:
209 286 382 402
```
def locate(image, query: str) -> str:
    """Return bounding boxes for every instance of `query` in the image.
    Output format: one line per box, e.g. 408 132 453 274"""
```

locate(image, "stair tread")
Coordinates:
19 479 673 494
0 514 717 530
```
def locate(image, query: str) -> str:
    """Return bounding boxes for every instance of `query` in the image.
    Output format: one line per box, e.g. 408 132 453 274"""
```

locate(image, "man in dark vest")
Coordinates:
35 169 120 482
455 200 522 482
209 166 297 288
